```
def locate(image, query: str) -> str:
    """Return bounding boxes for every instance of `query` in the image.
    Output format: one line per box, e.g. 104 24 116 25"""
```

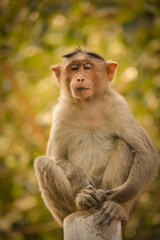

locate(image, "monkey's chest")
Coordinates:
67 127 115 175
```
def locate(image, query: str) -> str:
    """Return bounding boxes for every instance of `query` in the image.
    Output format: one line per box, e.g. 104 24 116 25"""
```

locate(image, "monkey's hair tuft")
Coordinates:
62 47 105 62
62 46 85 58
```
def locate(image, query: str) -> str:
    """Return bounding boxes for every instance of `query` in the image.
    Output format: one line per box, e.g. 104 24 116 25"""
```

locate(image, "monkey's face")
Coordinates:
51 52 118 101
64 56 106 100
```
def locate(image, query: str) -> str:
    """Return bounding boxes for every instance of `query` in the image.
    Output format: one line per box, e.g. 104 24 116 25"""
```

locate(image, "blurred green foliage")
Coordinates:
0 0 160 239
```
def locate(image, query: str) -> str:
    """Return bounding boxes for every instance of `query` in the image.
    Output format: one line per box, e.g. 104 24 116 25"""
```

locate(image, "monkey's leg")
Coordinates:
34 156 76 226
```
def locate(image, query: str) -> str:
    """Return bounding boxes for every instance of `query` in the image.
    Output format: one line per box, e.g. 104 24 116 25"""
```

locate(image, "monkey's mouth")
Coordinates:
76 88 91 90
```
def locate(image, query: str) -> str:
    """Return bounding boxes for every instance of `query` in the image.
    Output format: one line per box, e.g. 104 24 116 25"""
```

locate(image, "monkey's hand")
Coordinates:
75 185 106 211
97 201 127 226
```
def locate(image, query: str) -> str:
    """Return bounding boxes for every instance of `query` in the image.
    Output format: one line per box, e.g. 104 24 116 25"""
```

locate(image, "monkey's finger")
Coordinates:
97 209 112 226
82 193 98 206
97 190 106 201
85 185 97 192
97 203 109 220
90 191 102 203
78 199 93 209
97 208 106 220
85 195 99 206
83 187 97 195
105 190 114 195
83 188 102 203
107 216 115 226
107 208 119 226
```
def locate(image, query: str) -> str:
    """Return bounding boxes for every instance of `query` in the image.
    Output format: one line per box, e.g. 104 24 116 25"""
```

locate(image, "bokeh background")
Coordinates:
0 0 160 239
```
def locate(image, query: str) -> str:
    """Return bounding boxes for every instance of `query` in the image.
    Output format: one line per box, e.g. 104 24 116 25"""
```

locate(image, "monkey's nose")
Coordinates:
77 78 85 82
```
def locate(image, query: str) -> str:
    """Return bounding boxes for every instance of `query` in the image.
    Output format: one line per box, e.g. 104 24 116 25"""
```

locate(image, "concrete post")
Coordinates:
64 211 122 240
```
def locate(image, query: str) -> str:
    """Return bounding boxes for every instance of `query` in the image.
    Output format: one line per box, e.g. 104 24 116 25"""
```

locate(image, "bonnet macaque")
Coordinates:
34 48 159 227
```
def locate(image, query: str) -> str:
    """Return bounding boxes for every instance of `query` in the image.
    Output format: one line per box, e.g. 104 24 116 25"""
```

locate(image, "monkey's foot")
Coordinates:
75 185 105 211
97 201 124 226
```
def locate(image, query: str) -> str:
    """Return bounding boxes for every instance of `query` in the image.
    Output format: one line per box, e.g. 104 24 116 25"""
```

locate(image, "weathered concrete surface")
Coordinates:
64 211 122 240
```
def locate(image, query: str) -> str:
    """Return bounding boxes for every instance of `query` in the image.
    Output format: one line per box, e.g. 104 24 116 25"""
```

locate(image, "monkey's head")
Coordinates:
51 49 118 101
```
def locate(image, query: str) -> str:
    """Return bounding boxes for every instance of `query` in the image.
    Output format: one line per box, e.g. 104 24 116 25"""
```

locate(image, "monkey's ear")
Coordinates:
51 65 61 84
106 61 118 81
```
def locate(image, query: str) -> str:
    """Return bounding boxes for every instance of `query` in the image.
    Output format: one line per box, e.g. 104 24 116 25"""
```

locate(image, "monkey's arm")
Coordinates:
106 105 160 203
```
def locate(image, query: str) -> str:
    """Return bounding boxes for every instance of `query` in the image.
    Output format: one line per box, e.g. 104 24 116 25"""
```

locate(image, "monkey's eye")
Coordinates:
70 64 79 70
83 63 92 70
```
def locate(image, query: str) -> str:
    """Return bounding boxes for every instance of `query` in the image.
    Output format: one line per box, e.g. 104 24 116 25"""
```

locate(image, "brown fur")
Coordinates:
34 50 159 227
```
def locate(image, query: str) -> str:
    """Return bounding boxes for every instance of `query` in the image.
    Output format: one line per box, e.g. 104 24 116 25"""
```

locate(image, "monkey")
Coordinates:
34 48 159 228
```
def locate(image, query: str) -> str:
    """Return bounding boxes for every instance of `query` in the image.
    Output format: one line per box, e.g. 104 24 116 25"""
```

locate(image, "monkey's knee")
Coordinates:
34 156 55 174
34 156 75 201
34 156 59 190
